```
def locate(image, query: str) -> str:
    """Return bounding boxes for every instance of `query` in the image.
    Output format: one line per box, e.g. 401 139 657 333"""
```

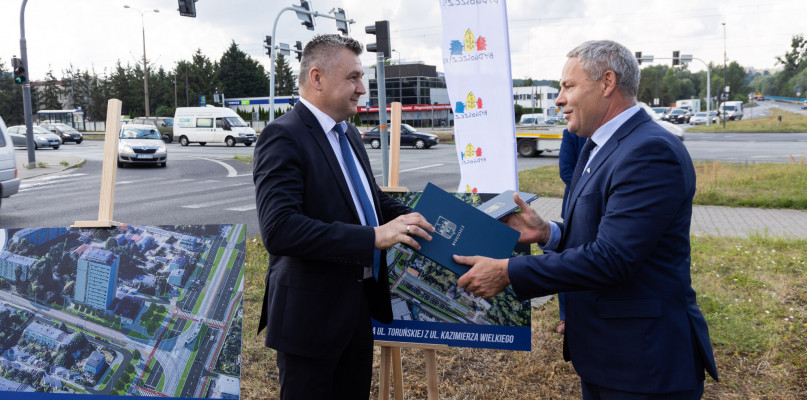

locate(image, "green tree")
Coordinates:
217 41 270 98
775 34 807 96
274 53 296 96
37 69 63 110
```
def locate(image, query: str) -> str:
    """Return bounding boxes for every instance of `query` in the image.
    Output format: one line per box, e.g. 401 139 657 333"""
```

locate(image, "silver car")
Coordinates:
118 124 167 168
8 125 62 149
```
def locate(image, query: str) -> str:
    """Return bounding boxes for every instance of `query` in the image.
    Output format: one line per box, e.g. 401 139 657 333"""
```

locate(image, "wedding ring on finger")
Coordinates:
406 225 411 234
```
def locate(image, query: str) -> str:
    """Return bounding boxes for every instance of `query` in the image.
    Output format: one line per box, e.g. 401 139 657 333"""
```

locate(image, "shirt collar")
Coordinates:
298 97 345 135
589 105 641 148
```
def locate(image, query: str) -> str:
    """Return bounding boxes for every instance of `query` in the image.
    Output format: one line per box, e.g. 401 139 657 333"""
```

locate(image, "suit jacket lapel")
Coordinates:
294 103 362 222
566 108 652 216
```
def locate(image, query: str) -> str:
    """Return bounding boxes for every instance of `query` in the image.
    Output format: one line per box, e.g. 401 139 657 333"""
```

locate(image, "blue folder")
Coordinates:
412 183 520 276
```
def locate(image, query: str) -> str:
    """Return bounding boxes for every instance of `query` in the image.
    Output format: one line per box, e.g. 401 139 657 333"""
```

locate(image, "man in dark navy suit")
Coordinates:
253 34 433 399
455 40 718 399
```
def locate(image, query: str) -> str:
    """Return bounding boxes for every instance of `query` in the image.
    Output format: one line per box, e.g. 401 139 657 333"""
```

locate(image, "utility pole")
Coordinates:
19 0 35 168
722 22 727 129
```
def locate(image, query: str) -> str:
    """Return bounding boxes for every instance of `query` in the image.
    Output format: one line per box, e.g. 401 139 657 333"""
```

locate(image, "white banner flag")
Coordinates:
439 0 517 193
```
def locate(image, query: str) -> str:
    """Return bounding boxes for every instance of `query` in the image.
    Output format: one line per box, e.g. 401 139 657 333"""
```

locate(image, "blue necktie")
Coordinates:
569 138 596 196
334 123 381 281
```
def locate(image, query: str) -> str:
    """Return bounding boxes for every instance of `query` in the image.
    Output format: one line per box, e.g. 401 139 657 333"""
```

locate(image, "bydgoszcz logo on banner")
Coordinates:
440 0 517 193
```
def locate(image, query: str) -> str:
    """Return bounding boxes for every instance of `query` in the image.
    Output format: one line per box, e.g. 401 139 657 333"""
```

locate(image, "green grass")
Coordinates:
688 107 807 133
233 155 253 165
126 330 148 340
98 361 120 390
175 324 209 397
236 225 246 244
225 250 238 270
518 160 807 210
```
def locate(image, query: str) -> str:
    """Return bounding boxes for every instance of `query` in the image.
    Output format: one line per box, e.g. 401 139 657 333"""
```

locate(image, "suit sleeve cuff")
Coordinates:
540 221 561 252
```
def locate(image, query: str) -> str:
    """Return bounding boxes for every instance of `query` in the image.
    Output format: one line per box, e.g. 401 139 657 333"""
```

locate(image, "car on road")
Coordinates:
7 125 62 149
40 123 83 144
638 102 684 141
361 124 439 149
129 117 175 143
666 108 690 124
802 100 807 109
118 124 167 168
0 115 21 210
689 111 719 125
652 107 671 120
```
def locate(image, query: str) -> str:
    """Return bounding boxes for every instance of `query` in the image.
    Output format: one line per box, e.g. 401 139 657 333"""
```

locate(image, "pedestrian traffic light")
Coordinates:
635 51 642 65
11 58 26 84
264 36 272 56
295 41 303 61
295 1 315 31
672 51 680 66
365 20 390 59
178 0 196 18
334 8 349 35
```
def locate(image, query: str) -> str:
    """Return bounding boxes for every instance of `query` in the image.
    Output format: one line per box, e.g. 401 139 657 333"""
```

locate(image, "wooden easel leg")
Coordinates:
379 346 391 400
425 349 438 400
392 347 403 400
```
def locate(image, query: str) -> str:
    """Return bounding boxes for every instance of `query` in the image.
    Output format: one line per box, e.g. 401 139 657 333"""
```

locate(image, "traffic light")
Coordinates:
334 8 349 35
635 51 642 65
365 20 390 59
672 51 680 66
178 0 196 18
264 35 272 56
295 41 303 61
11 57 26 84
295 1 315 31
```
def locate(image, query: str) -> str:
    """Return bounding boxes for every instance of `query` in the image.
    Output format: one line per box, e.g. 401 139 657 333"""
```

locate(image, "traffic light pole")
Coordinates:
268 5 354 121
19 0 35 168
377 53 389 186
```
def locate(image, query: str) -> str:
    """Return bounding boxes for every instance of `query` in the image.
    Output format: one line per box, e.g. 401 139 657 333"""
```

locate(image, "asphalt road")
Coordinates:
4 120 807 238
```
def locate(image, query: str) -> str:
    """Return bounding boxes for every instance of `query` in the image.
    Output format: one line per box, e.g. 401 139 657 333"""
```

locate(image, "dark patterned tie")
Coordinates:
569 138 596 195
334 123 381 281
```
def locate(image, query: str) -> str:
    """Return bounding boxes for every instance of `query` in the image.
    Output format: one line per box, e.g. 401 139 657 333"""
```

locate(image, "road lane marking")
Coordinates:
191 157 245 177
226 204 256 211
182 198 245 209
373 163 444 177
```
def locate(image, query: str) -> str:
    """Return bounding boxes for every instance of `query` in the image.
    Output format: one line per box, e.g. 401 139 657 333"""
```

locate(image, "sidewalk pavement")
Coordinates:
15 152 807 239
15 152 84 180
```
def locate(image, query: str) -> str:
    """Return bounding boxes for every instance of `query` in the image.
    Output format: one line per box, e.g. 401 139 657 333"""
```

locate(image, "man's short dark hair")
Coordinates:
299 34 363 87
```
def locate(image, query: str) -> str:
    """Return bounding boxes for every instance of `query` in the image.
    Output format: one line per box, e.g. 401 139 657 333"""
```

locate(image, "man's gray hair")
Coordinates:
298 34 363 86
567 40 640 97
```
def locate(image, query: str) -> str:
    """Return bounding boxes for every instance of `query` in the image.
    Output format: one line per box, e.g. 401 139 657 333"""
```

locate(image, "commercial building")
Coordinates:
75 247 120 310
0 251 35 282
512 85 560 114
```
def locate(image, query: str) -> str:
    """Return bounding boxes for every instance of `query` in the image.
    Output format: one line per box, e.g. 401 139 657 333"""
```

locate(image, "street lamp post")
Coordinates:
722 22 727 129
124 5 159 117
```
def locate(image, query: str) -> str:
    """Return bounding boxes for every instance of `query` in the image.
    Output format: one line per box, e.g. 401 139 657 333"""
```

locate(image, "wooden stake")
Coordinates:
73 98 122 228
381 102 407 192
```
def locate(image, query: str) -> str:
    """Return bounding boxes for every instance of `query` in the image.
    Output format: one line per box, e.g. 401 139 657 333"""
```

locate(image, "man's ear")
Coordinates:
309 67 323 91
601 70 617 97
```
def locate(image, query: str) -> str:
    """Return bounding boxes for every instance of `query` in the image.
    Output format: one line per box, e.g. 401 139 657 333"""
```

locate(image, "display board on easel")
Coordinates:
374 103 531 400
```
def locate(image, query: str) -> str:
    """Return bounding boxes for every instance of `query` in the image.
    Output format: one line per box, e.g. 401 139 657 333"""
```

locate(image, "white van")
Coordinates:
173 107 256 147
718 101 744 121
0 115 21 210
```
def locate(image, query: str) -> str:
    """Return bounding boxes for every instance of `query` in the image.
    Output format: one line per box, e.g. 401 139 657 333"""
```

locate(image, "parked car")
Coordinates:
117 124 167 167
689 111 719 125
129 116 174 143
518 113 546 125
638 102 684 141
361 124 439 149
545 116 566 124
39 123 83 144
0 116 21 210
652 107 671 120
7 125 62 149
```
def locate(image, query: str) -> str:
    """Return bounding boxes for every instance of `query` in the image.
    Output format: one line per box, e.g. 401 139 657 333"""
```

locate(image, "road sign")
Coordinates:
199 95 206 107
653 98 659 106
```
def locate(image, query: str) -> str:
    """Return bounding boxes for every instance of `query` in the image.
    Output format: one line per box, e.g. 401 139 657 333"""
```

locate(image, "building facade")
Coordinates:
75 247 119 310
0 251 35 282
22 321 73 350
11 227 69 246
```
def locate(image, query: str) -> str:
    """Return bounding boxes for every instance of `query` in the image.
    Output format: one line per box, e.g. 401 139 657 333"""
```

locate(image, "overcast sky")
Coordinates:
1 0 804 82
